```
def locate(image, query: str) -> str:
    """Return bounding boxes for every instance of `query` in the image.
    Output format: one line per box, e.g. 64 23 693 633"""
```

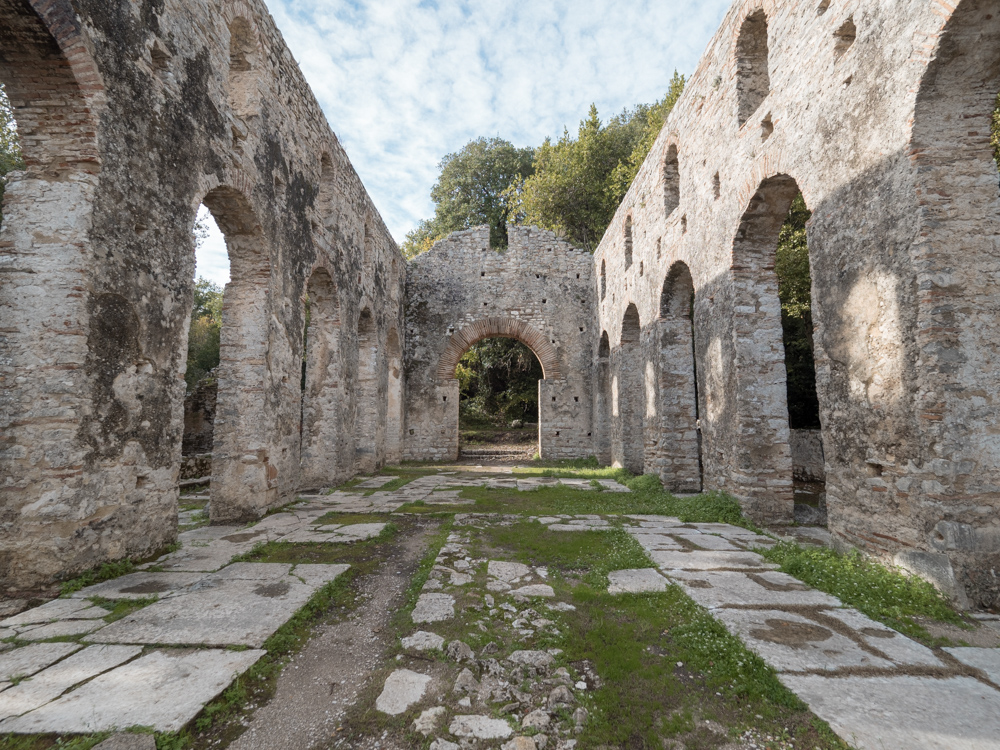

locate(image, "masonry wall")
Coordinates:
404 226 595 462
0 0 403 594
595 0 1000 607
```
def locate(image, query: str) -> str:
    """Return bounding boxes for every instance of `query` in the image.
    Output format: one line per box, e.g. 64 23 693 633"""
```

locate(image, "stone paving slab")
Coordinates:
825 608 942 668
69 572 206 600
291 564 351 588
0 643 81 683
668 570 842 610
0 598 98 627
355 476 399 489
0 648 265 733
944 647 1000 684
0 645 141 721
92 734 157 750
648 549 776 571
712 609 894 672
781 674 1000 750
402 631 445 651
630 533 684 550
146 544 251 573
89 574 319 647
672 533 742 551
608 568 669 594
18 619 105 641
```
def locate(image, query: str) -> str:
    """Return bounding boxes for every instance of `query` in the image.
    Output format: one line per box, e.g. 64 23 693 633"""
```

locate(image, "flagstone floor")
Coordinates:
2 468 999 749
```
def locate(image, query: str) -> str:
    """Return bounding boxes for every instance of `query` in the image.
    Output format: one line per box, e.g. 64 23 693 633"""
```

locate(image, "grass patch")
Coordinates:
399 482 758 531
478 521 846 748
231 524 398 567
759 542 967 641
483 521 650 588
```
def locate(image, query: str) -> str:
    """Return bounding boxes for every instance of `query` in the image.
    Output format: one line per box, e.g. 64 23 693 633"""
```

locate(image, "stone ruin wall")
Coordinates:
594 0 1000 608
3 0 1000 611
0 0 404 595
404 226 595 462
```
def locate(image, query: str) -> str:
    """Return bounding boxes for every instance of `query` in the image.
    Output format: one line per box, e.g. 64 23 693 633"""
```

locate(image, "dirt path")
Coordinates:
229 520 438 750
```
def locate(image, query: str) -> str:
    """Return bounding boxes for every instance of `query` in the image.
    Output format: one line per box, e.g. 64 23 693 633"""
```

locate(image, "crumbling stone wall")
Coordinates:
0 0 403 594
594 0 1000 607
404 226 595 461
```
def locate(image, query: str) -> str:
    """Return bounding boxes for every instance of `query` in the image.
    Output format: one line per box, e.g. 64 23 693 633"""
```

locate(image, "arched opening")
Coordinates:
656 262 702 492
730 174 822 523
613 303 644 473
457 338 542 461
194 187 273 523
299 267 343 488
355 308 380 473
386 327 403 464
596 331 612 464
736 9 770 127
663 144 680 216
624 215 634 269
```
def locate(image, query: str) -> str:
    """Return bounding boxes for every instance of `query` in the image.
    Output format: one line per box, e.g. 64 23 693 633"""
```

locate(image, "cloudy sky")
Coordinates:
197 0 732 285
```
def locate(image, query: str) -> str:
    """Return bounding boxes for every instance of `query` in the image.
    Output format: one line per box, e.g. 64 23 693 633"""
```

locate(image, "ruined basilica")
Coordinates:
1 0 999 611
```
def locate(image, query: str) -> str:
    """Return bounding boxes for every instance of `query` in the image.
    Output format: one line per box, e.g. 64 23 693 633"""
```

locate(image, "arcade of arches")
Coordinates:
0 0 999 616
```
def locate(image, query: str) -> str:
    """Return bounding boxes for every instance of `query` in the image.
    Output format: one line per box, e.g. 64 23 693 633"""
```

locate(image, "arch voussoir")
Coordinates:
437 317 562 381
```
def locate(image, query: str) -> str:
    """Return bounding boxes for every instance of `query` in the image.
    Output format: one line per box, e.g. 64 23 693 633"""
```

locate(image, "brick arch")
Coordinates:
437 317 562 381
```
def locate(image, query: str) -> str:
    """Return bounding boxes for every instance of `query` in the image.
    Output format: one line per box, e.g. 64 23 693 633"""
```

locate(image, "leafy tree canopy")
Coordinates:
508 72 685 251
186 278 223 390
457 338 543 427
402 137 534 257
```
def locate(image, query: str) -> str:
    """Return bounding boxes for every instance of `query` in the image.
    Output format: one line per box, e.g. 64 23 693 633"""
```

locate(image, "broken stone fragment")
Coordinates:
522 708 551 729
572 707 588 731
412 706 447 736
488 561 532 582
447 640 475 662
375 669 431 715
453 668 480 695
511 584 555 598
429 740 459 750
502 737 537 750
449 714 514 739
401 631 445 651
547 684 575 711
506 650 555 669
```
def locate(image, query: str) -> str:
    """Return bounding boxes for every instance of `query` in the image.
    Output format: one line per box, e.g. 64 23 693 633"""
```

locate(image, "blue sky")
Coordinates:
196 0 732 285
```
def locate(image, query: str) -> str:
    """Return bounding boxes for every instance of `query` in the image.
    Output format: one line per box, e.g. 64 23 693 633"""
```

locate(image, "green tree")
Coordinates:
509 74 685 251
402 137 535 257
775 194 819 429
608 71 686 205
0 84 25 225
185 278 223 390
457 338 543 427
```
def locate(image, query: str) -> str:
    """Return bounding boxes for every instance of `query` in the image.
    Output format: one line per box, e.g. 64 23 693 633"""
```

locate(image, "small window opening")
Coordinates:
736 10 771 127
713 173 721 200
761 113 774 142
624 215 634 269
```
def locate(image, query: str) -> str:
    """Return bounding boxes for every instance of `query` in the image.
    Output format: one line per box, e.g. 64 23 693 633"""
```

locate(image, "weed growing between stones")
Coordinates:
58 561 137 597
91 596 159 623
759 542 968 643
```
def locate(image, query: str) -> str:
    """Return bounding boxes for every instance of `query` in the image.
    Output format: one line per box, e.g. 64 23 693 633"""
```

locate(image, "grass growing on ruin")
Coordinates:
230 523 399 566
58 560 138 596
91 596 159 623
475 521 847 749
759 542 967 642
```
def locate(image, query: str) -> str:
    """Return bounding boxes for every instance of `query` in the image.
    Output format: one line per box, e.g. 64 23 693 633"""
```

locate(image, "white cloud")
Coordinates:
262 0 731 244
194 205 230 287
